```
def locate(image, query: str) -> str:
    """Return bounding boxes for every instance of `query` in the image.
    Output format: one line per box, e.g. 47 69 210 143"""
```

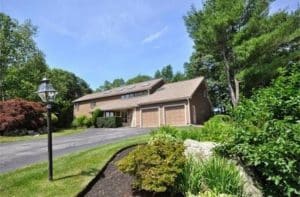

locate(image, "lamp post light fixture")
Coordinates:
37 77 57 181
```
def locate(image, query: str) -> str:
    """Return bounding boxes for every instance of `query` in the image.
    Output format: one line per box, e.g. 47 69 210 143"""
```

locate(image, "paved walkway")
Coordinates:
0 127 150 173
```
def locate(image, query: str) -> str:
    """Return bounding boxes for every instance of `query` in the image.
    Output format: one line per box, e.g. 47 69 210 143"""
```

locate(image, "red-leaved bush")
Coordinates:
0 99 46 135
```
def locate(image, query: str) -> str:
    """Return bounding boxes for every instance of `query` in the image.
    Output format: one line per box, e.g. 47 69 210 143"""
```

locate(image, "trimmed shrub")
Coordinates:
151 116 237 143
0 99 46 135
96 116 122 128
91 109 103 127
71 115 92 128
117 139 186 193
177 157 244 196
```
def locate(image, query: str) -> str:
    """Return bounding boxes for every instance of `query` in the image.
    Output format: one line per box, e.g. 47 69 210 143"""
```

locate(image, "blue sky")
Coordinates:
0 0 298 90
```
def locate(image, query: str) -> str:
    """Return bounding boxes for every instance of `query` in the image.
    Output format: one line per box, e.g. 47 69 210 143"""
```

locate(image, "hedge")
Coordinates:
96 117 122 128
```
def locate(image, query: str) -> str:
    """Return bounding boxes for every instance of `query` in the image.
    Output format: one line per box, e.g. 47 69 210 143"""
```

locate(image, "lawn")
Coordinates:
0 128 86 143
0 134 149 197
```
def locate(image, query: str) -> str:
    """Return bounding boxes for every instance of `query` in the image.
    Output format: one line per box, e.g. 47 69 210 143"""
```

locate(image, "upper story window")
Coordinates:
121 91 148 99
90 102 96 109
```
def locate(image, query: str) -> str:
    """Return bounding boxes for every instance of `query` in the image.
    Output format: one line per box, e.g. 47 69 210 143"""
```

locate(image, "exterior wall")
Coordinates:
136 100 189 127
189 82 213 124
74 90 148 117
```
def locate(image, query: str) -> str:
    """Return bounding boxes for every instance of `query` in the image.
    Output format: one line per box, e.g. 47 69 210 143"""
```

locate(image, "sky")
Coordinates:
0 0 298 90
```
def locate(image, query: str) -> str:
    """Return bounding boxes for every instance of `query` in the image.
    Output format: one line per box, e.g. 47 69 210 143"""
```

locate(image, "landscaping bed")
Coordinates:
84 146 182 197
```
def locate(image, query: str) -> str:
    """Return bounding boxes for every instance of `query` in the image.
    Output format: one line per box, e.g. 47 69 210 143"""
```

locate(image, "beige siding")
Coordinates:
190 82 213 124
74 95 121 117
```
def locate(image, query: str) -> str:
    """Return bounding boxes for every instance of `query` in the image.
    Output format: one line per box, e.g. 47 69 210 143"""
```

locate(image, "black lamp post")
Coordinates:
37 77 57 181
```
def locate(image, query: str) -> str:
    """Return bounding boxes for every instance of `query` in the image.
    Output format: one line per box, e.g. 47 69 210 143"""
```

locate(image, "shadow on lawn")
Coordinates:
54 168 99 181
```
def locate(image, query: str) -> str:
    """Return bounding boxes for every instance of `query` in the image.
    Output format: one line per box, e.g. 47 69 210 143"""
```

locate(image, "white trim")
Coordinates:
140 106 160 128
163 103 187 126
187 99 191 124
134 108 137 127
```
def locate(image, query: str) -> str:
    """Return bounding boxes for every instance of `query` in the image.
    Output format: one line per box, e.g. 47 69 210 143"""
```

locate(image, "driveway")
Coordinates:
0 127 151 173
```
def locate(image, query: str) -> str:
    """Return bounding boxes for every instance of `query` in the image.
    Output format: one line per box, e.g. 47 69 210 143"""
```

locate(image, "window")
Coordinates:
203 91 208 98
105 111 114 117
90 102 96 109
121 91 148 99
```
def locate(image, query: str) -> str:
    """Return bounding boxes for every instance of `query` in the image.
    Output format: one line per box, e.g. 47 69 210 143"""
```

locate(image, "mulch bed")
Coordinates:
84 146 179 197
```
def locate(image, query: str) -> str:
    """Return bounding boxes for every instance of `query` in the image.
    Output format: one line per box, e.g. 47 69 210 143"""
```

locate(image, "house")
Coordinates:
73 77 213 128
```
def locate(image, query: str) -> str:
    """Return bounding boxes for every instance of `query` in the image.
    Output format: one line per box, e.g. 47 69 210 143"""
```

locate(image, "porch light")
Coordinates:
37 77 57 103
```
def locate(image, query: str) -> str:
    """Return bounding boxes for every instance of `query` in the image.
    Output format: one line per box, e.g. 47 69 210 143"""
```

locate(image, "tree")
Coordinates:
184 0 299 108
161 65 173 82
172 72 185 82
96 80 112 92
46 68 92 127
126 74 152 85
154 70 162 78
111 78 125 88
0 13 40 101
3 52 48 100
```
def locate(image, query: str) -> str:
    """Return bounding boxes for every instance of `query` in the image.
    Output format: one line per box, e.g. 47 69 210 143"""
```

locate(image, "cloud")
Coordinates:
142 26 168 44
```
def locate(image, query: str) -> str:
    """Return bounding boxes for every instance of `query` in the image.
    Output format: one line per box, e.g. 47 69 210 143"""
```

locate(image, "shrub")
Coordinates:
151 116 236 143
0 99 46 135
96 116 122 128
218 64 300 196
91 109 103 127
71 115 91 128
117 139 186 193
177 157 244 196
218 121 300 196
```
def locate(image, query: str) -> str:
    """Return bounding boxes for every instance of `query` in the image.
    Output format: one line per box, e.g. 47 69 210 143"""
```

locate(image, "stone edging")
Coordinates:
76 143 143 197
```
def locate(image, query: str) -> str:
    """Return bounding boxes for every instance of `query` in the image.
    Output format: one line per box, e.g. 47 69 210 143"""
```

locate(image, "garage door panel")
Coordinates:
142 108 159 127
165 105 185 126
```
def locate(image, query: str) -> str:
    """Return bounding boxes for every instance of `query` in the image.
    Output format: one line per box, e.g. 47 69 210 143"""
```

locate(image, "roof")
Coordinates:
96 77 205 111
73 78 163 102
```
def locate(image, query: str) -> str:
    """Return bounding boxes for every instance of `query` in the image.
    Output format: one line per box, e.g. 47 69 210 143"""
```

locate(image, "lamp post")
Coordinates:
37 77 57 181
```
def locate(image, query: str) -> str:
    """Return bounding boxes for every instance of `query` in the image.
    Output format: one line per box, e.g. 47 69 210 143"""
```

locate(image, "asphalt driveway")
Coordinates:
0 127 151 173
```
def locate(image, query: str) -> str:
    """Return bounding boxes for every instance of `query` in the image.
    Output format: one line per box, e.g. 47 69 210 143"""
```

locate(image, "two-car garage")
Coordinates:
140 104 186 128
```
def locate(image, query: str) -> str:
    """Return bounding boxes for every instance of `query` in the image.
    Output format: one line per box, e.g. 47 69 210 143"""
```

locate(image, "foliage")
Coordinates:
126 74 152 85
0 99 45 135
217 64 300 196
151 116 236 143
184 1 299 108
96 116 122 128
0 13 40 101
47 68 92 127
91 109 103 127
71 115 91 128
117 139 186 193
177 157 243 196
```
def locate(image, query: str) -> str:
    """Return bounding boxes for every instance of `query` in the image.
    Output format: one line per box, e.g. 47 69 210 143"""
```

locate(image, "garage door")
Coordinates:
165 105 185 126
141 108 159 127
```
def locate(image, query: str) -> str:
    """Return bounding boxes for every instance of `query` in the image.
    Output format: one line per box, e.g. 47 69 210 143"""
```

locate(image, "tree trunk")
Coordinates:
222 51 239 107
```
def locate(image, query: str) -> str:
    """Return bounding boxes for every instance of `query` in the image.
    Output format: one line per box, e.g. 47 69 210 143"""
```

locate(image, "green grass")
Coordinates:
0 128 86 143
0 134 149 197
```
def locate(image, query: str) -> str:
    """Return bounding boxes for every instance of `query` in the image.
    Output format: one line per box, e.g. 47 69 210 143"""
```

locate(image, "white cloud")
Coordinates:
142 26 168 44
